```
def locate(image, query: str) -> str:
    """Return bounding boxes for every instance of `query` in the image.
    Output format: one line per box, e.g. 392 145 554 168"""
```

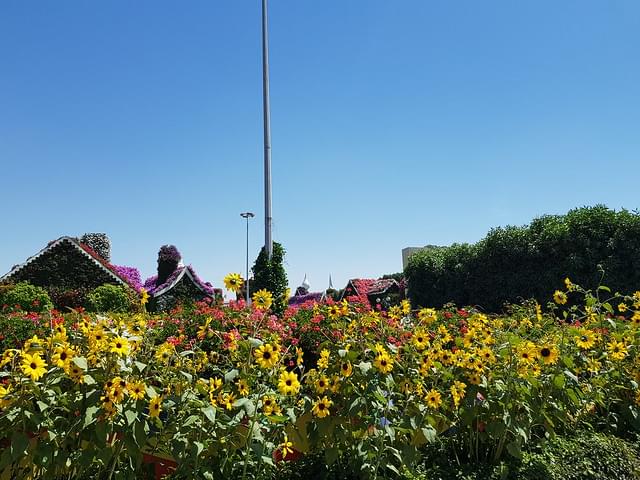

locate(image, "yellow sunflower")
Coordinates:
315 375 330 394
340 361 353 377
236 378 250 396
21 352 47 381
278 370 300 396
607 340 627 361
412 330 430 350
418 308 438 324
140 288 150 306
149 396 162 418
52 345 75 369
425 389 442 409
278 434 295 459
262 395 281 416
327 304 341 319
373 352 394 374
254 343 280 369
553 290 568 305
575 329 597 350
128 381 146 400
538 344 559 365
223 273 244 293
450 381 466 408
312 396 333 418
110 336 130 357
252 289 273 310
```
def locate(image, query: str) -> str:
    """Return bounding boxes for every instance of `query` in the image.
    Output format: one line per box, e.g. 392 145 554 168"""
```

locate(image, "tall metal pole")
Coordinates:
241 212 255 303
262 0 273 260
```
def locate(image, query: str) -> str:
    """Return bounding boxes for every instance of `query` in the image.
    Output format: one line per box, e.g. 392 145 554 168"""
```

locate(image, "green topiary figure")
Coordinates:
251 242 288 316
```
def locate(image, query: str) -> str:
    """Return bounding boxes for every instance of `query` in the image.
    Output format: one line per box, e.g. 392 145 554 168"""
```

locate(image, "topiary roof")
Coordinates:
144 265 216 298
0 236 138 291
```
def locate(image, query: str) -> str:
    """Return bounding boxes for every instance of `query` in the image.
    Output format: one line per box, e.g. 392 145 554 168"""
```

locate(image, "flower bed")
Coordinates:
0 279 640 478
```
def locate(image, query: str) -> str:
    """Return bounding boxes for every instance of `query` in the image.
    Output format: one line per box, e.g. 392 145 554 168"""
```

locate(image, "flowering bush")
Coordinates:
1 277 640 478
0 282 53 313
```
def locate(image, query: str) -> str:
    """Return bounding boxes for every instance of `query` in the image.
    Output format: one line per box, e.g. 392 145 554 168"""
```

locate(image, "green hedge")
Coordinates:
405 206 640 311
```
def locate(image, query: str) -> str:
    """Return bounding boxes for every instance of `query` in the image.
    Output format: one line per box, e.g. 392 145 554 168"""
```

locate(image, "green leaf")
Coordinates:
224 369 239 382
233 398 255 416
133 420 147 448
325 446 339 466
486 421 506 439
267 415 288 423
181 371 193 383
94 421 108 448
506 440 522 459
183 415 199 427
194 441 204 457
11 432 29 461
248 337 263 347
84 405 100 428
134 361 147 373
598 285 611 293
421 426 436 443
564 369 579 384
73 357 88 370
357 361 372 375
124 409 137 426
338 349 348 358
146 386 158 398
553 374 565 389
202 406 217 424
387 464 401 476
37 400 49 412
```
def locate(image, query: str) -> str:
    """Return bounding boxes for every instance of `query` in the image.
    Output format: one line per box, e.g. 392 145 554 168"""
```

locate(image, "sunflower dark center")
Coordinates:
541 348 551 357
30 362 37 369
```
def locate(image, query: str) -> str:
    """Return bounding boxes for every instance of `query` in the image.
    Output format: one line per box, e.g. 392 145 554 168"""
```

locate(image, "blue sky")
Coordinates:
1 1 639 296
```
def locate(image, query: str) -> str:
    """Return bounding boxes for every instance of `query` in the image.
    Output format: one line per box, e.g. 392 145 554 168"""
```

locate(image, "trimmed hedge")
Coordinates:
406 206 640 311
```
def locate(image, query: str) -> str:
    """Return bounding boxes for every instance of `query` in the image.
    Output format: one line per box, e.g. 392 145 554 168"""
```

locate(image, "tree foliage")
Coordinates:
251 242 288 315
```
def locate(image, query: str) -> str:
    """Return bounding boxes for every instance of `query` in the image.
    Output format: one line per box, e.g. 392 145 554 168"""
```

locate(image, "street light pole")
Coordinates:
262 0 273 260
240 212 255 303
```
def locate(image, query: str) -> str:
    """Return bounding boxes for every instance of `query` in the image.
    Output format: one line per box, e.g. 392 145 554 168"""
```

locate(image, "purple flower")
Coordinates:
112 265 143 292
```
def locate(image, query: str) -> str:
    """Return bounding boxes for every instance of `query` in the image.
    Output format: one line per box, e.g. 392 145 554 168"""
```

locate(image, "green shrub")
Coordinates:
48 287 90 311
406 206 640 311
404 432 640 480
86 284 135 313
0 282 53 313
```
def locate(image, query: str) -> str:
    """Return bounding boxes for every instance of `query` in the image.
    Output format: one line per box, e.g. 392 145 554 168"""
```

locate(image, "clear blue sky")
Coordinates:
1 1 639 296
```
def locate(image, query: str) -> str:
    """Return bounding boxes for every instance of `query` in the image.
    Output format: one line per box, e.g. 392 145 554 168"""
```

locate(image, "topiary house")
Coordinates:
143 245 222 312
340 278 401 310
0 234 141 309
